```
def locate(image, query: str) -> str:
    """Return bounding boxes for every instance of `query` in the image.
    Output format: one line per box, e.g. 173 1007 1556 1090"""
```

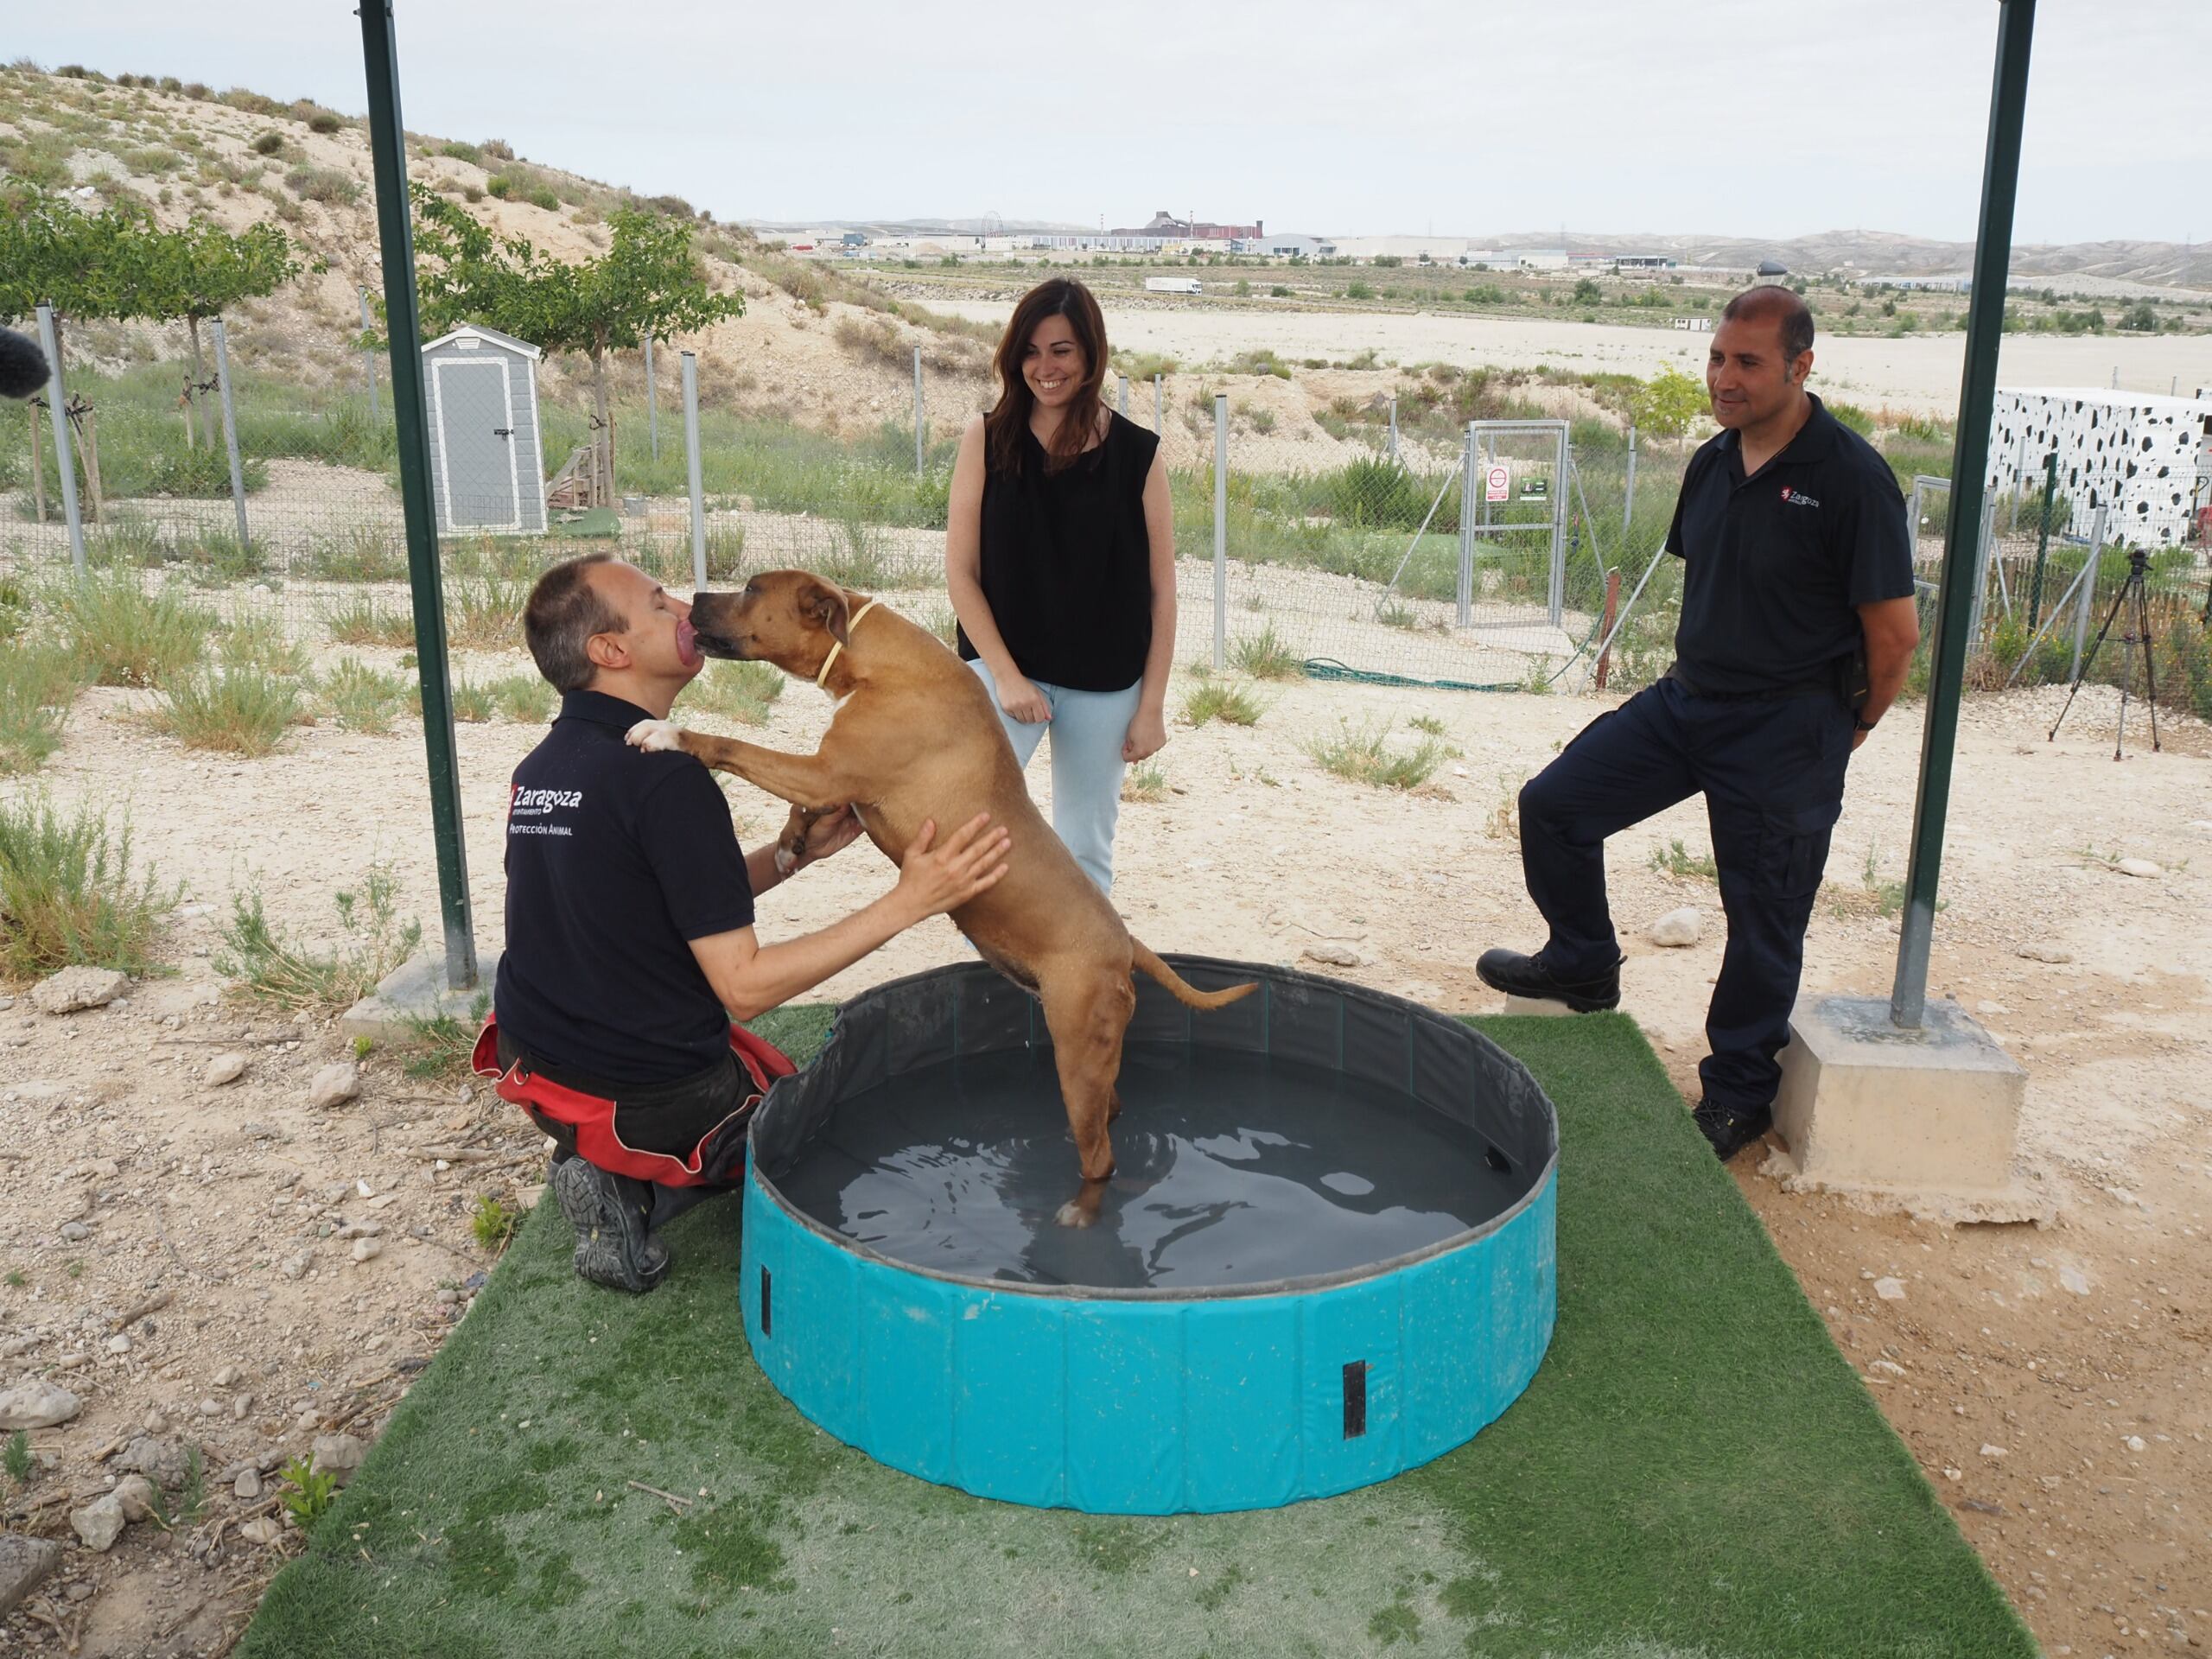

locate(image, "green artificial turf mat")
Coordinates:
239 1009 2033 1658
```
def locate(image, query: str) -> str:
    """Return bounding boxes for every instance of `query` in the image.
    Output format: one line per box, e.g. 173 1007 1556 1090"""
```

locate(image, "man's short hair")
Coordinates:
524 553 625 692
1721 285 1815 363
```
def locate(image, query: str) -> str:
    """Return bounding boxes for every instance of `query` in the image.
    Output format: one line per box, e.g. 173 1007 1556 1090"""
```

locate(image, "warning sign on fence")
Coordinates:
1485 464 1510 503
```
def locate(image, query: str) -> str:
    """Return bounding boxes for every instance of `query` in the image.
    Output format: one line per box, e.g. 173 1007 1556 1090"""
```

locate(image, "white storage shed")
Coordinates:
421 322 547 536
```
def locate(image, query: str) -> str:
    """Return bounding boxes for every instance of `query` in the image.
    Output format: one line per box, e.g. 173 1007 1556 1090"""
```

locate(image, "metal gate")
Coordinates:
1457 419 1571 630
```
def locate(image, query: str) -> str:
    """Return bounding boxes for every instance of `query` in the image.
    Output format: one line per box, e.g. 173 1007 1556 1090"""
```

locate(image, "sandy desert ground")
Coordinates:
932 298 2212 415
0 623 2207 1655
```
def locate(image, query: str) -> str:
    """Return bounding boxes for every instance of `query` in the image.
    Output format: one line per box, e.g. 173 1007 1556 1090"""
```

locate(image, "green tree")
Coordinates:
1630 367 1707 438
141 219 302 446
2118 302 2157 333
1571 276 1604 305
0 187 169 517
408 186 745 504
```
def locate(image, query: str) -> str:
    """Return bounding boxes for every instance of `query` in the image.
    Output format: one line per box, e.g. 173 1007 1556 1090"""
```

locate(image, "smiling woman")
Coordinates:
944 279 1179 895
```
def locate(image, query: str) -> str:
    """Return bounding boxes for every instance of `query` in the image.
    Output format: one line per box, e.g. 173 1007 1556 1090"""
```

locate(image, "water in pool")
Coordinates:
766 1043 1527 1289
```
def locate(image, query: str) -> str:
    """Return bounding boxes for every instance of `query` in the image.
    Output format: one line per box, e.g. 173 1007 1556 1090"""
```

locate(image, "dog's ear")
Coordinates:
795 578 851 645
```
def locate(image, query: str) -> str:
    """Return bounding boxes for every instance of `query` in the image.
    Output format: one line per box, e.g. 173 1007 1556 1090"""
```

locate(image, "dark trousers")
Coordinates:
497 1030 744 1230
1517 677 1854 1115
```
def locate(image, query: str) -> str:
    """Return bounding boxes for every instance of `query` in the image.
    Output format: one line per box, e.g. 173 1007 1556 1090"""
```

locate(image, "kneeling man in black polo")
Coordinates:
495 554 1009 1291
1478 286 1920 1160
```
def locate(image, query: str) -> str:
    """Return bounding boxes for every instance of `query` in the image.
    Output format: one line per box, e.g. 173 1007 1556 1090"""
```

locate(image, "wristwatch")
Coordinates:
1853 715 1878 734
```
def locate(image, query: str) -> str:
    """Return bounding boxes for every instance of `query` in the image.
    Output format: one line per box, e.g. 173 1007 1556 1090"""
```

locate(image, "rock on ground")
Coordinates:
238 1516 283 1547
308 1062 360 1109
1648 906 1704 948
113 1474 158 1523
2114 857 2163 879
0 1380 82 1431
29 966 130 1015
311 1432 367 1485
115 1435 189 1488
204 1052 249 1087
69 1494 126 1552
1300 941 1363 967
0 1533 63 1618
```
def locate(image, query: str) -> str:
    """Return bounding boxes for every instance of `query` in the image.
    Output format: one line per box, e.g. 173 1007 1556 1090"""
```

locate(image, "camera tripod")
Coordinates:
2049 547 2161 760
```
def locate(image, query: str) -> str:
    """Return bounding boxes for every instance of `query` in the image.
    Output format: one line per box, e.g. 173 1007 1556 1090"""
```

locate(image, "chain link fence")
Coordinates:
4 313 2206 731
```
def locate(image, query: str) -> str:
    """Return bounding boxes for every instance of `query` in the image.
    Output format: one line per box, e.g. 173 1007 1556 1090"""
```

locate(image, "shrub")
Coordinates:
1344 281 1376 301
1121 762 1168 804
317 658 410 734
1648 838 1719 881
448 677 497 721
304 524 408 582
320 596 414 649
1302 721 1441 790
152 665 302 756
1226 626 1302 680
0 645 88 776
0 795 179 981
285 164 360 205
219 615 309 676
306 111 343 135
438 140 483 165
1183 683 1263 728
486 673 554 723
143 445 269 499
445 575 527 652
251 130 284 156
1629 368 1708 438
213 863 421 1012
683 659 782 723
470 1195 518 1249
1827 401 1876 436
46 569 213 687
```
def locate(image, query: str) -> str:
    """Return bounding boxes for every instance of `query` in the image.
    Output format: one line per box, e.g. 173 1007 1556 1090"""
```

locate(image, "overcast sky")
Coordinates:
18 1 2206 246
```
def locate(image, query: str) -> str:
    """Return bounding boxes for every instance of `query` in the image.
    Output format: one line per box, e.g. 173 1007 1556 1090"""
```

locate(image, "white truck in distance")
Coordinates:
1144 277 1203 296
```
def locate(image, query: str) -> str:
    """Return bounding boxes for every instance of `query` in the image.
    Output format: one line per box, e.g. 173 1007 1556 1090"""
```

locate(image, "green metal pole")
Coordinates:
2026 448 2057 627
1891 0 2035 1029
359 0 477 992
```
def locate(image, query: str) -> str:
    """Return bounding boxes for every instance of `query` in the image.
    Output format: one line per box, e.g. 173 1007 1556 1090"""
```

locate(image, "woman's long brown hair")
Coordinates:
983 278 1109 476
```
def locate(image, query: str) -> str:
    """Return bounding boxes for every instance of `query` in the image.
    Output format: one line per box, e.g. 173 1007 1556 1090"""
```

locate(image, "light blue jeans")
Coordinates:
968 658 1141 893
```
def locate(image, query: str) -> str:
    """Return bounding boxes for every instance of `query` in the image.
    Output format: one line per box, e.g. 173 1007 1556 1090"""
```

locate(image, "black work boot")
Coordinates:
1475 948 1622 1013
551 1157 671 1293
1692 1099 1773 1162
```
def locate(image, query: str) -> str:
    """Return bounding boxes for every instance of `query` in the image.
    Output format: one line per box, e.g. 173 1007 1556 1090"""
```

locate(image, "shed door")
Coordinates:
435 356 522 530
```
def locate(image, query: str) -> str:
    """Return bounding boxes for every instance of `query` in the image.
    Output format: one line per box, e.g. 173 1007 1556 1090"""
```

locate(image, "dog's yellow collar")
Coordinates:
815 598 880 689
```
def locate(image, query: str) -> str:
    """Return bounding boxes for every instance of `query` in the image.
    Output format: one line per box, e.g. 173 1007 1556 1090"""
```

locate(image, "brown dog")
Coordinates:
626 569 1255 1224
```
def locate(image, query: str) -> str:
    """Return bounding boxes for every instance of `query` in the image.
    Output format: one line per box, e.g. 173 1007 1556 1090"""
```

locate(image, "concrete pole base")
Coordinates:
1769 995 2050 1223
340 948 501 1048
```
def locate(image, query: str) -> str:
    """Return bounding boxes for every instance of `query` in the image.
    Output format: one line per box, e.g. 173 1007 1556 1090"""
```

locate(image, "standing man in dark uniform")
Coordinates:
1477 286 1920 1160
492 554 1010 1291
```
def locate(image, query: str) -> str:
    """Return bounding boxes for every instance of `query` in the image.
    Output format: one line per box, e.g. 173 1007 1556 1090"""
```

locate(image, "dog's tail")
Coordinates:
1129 942 1258 1012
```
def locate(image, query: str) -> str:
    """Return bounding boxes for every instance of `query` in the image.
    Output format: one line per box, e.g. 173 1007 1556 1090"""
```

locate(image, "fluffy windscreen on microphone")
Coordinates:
0 327 52 400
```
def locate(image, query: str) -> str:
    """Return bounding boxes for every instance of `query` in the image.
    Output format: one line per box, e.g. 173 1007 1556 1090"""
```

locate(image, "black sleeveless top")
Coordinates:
958 409 1160 693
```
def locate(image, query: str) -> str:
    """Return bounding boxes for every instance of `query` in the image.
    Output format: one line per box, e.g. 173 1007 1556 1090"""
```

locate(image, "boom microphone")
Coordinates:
0 327 53 400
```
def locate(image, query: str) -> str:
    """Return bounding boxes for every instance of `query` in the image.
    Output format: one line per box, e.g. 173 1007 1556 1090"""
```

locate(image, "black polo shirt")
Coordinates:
494 690 754 1085
1665 393 1915 695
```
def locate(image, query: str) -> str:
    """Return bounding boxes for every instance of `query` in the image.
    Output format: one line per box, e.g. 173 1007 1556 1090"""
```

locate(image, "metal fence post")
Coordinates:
1154 372 1163 433
1547 425 1568 629
1212 392 1228 670
1118 372 1128 418
1967 494 1997 648
358 286 378 419
1623 423 1637 543
2071 505 2106 681
913 346 925 474
209 317 250 557
644 333 659 464
1456 422 1477 627
1388 395 1399 462
682 349 706 591
2026 448 2056 626
359 0 475 992
34 303 85 576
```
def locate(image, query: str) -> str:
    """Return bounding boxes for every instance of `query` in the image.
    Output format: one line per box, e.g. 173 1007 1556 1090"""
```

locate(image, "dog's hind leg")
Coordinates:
1039 966 1134 1229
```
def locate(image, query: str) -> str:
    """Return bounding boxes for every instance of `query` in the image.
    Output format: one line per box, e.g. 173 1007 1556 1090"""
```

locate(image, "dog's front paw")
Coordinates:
1053 1198 1098 1230
626 719 680 753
